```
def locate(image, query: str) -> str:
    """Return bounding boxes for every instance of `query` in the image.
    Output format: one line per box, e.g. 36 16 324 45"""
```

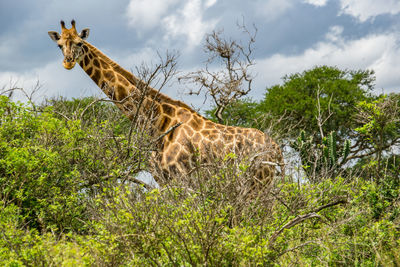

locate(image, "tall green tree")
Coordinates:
206 66 400 180
258 65 375 141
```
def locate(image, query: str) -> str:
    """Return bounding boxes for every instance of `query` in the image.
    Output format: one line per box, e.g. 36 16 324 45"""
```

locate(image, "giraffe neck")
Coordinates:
76 42 197 138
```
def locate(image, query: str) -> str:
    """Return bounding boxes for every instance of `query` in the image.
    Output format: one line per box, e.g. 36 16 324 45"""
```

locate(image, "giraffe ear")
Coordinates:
48 31 60 42
79 28 90 40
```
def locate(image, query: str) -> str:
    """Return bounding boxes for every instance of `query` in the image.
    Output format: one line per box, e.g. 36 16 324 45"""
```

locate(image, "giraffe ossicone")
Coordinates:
48 20 284 186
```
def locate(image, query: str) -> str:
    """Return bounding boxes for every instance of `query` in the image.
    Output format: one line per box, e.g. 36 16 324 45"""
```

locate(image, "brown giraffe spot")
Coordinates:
116 85 127 101
227 126 235 134
209 134 218 140
143 98 156 111
192 132 201 143
224 134 233 142
205 121 214 129
88 52 93 59
177 153 189 164
182 161 192 171
213 140 224 150
162 103 175 117
103 70 115 81
86 67 93 76
91 69 101 84
168 144 180 156
84 55 90 66
83 45 89 53
201 129 211 136
166 155 174 163
177 132 189 144
183 125 194 136
117 74 130 86
177 109 191 121
124 102 135 112
215 124 225 131
244 139 252 148
255 134 263 144
193 115 204 127
100 81 108 90
93 59 100 68
189 119 200 131
159 116 171 132
167 129 175 142
79 60 84 68
100 59 108 69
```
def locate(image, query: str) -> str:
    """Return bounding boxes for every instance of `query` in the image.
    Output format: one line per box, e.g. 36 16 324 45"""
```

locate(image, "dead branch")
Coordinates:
313 199 347 213
315 84 333 140
268 213 322 248
179 22 257 124
268 199 347 248
154 122 182 143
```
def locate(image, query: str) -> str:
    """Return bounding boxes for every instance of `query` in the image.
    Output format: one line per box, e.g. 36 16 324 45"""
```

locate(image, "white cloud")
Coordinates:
254 26 400 93
0 60 98 102
125 0 179 29
205 0 217 8
125 0 218 49
339 0 400 22
303 0 328 7
303 0 400 22
255 0 293 21
162 0 219 49
116 47 156 71
325 25 344 43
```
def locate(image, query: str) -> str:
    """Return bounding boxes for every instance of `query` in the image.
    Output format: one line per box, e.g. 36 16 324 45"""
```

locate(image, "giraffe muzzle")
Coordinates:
63 57 76 70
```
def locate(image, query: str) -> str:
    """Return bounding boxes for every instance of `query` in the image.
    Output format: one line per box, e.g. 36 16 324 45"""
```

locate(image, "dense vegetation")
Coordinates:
1 65 399 266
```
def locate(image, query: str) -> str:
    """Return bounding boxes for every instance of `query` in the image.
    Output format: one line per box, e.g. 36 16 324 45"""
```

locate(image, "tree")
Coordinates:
352 93 400 180
180 22 256 124
206 66 400 180
259 65 376 141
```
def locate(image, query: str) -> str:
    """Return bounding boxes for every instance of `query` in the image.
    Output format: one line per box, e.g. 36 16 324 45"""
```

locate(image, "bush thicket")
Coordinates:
1 65 399 266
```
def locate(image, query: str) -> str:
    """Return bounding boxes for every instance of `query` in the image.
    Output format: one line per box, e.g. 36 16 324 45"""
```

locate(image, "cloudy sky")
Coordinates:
1 0 399 110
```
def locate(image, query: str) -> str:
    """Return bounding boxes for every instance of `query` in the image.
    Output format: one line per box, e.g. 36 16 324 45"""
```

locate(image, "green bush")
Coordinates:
0 94 399 266
0 96 148 233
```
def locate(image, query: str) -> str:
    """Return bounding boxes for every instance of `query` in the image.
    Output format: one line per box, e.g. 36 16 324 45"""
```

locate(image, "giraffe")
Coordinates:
48 20 284 187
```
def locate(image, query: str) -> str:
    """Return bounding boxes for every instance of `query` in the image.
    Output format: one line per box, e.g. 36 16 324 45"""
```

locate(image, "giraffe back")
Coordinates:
151 107 283 186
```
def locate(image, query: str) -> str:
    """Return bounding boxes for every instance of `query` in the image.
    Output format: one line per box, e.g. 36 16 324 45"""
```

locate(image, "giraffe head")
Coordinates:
48 20 90 70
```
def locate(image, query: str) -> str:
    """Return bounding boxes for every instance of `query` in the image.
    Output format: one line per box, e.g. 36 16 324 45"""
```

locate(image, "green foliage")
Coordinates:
205 97 261 127
259 66 375 139
76 177 399 266
0 201 94 266
2 173 399 265
353 94 400 180
207 66 399 182
208 66 376 136
355 95 399 140
0 96 87 232
0 96 147 233
292 130 351 180
0 70 399 265
321 131 350 168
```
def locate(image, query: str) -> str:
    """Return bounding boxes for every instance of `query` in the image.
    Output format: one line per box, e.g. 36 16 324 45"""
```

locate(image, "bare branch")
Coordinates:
179 23 257 123
154 122 182 143
268 199 347 248
268 212 322 248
